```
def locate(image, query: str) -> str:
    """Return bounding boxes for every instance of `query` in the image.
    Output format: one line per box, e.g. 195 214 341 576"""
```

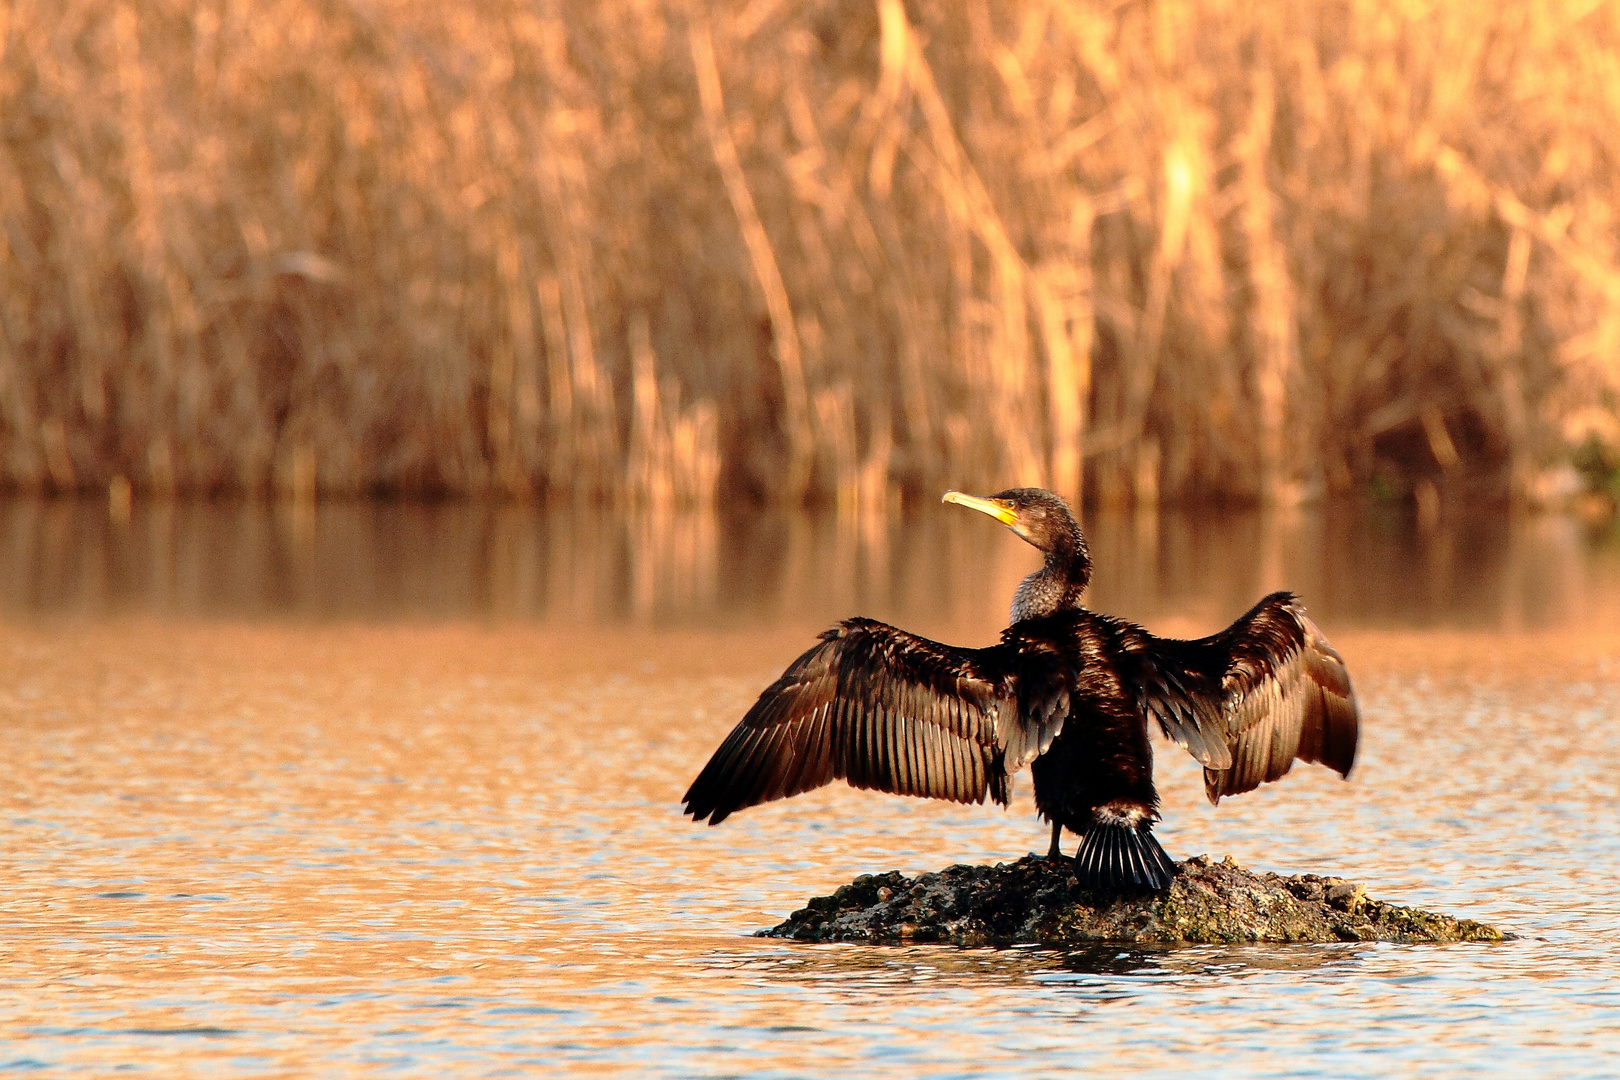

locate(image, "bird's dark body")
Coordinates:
950 608 1152 839
682 488 1360 892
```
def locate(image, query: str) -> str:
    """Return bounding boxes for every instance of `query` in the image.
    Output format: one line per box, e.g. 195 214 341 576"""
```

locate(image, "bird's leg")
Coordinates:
1046 819 1065 860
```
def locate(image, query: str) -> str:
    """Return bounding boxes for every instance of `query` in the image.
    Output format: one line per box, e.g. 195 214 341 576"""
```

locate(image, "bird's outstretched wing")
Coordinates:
682 619 1041 824
1198 592 1359 801
1130 592 1360 802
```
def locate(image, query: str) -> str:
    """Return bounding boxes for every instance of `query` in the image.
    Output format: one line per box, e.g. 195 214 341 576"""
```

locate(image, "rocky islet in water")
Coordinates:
761 855 1509 946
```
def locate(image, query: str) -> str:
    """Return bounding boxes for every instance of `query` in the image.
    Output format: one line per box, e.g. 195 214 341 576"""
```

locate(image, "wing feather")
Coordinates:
1121 592 1359 804
891 704 911 795
1126 639 1233 770
777 710 819 799
1198 593 1360 802
682 619 1020 824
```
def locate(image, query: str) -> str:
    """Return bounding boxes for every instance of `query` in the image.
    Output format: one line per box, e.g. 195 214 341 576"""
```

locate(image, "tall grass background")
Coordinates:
2 0 1618 509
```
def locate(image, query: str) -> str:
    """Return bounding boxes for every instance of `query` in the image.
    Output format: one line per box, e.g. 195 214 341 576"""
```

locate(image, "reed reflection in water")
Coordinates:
3 498 1620 1075
3 497 1620 631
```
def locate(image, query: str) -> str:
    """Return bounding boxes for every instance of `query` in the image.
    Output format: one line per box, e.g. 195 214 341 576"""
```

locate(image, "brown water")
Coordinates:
4 499 1620 1076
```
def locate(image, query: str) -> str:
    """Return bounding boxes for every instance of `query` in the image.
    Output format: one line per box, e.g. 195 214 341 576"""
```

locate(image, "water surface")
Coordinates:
3 499 1619 1075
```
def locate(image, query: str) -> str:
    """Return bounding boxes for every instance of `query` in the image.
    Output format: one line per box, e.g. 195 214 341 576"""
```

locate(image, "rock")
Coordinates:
1324 881 1366 911
760 855 1510 946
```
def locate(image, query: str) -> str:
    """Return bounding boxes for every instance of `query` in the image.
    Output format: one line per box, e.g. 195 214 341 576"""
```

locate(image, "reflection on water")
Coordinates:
4 496 1620 631
3 498 1620 1075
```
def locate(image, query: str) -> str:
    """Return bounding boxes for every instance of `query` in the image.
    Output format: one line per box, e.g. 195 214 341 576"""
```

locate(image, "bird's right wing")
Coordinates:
682 619 1026 824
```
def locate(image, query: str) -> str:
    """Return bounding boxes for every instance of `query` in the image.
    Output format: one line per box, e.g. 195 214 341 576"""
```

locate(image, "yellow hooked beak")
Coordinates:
942 490 1019 527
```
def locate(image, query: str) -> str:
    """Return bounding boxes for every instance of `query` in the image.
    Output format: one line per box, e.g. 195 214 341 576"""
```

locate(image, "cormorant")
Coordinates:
682 488 1359 892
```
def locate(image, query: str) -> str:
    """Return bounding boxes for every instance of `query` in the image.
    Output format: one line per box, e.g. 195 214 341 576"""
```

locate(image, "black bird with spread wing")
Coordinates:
682 489 1359 892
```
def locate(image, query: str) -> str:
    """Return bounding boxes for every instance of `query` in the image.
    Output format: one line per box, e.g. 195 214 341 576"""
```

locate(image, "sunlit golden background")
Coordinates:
4 0 1619 511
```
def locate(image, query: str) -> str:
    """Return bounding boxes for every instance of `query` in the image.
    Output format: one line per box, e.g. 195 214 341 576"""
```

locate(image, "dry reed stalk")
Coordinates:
689 13 813 504
1239 64 1291 504
0 0 1617 508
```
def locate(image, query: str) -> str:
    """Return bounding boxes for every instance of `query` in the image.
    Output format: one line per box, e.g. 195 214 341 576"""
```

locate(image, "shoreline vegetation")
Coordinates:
2 0 1618 509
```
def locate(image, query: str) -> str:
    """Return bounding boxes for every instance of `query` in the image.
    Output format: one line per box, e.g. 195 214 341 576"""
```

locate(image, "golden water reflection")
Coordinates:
3 497 1619 631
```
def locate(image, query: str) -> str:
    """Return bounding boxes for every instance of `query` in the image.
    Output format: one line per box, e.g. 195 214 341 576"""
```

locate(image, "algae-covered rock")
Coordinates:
761 855 1509 946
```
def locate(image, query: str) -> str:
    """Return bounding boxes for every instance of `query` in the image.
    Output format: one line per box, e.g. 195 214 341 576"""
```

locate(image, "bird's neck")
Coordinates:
1010 540 1091 623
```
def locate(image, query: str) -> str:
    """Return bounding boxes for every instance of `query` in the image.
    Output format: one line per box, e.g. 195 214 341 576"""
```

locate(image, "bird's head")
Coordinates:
942 487 1081 555
943 487 1091 619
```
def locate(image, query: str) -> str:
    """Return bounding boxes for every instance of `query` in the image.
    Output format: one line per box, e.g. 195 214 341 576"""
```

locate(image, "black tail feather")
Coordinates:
1073 817 1176 892
1124 830 1144 885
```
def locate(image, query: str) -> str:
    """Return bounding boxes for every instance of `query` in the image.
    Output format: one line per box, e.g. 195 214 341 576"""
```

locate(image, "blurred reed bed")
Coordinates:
1 0 1617 508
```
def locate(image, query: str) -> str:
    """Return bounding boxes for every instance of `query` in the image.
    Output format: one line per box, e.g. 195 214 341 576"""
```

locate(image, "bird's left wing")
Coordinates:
1122 592 1359 800
682 619 1025 824
1196 592 1359 802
